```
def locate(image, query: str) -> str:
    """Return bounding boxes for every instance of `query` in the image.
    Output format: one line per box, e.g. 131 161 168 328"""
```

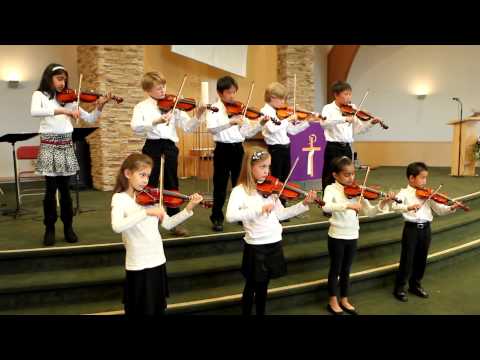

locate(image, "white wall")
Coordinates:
0 46 77 180
348 45 480 142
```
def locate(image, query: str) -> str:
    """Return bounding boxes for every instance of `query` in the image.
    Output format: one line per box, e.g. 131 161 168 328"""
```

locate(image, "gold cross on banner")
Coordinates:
302 134 322 177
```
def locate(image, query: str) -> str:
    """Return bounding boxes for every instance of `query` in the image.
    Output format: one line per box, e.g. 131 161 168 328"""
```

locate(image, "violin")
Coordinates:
275 106 325 122
56 89 123 104
340 104 389 130
136 186 213 208
156 94 218 113
415 187 470 211
344 183 402 203
256 175 325 206
222 100 278 123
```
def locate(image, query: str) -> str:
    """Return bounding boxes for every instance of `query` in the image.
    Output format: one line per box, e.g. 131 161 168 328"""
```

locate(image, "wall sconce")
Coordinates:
6 71 21 88
412 84 430 100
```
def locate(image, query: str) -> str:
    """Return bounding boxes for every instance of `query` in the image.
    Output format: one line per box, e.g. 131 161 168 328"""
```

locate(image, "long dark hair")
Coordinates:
37 63 69 99
328 156 353 184
113 153 153 194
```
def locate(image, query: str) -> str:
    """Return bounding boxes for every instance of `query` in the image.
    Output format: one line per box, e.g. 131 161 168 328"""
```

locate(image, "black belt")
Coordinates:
215 141 243 147
327 141 351 147
405 222 430 229
268 144 290 149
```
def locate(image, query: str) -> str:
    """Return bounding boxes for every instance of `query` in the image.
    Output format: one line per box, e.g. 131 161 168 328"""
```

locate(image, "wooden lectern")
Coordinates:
448 115 480 176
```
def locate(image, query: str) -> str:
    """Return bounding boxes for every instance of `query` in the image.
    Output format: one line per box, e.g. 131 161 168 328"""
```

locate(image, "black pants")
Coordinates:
327 236 357 297
142 139 180 217
395 222 432 291
268 144 291 206
211 142 244 223
241 279 269 316
321 142 353 190
43 176 73 228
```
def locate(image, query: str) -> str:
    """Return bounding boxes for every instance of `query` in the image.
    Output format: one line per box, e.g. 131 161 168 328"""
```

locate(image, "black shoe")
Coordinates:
279 219 290 223
393 290 408 302
326 304 344 315
340 303 359 315
322 211 332 218
43 226 55 247
211 219 224 232
64 226 79 243
408 286 429 298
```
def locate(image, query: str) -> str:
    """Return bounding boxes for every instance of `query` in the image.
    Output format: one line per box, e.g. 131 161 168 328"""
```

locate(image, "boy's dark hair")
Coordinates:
37 63 69 99
331 81 352 95
406 162 428 179
217 76 238 93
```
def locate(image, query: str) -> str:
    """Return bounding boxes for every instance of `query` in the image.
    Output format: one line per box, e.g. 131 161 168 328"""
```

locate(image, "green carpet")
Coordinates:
0 166 478 251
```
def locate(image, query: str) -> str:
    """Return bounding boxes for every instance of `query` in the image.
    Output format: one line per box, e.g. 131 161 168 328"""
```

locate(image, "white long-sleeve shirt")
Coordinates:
131 97 199 142
226 184 310 245
320 101 374 143
111 192 193 271
206 99 262 143
31 91 101 133
261 103 310 145
390 185 456 223
322 181 389 240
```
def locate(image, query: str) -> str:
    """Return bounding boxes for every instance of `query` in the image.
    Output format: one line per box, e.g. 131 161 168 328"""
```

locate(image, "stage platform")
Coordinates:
0 166 478 251
0 166 479 315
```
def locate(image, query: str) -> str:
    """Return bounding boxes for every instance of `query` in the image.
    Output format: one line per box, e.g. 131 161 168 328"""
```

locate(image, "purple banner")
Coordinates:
289 122 326 182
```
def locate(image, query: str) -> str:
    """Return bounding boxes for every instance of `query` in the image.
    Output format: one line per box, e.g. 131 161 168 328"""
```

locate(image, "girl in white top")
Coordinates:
111 153 203 315
226 146 317 315
322 156 396 315
31 63 112 247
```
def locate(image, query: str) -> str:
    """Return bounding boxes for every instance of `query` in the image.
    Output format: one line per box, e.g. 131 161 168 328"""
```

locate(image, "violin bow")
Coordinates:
357 166 371 217
168 74 188 125
276 156 299 206
416 184 443 213
352 89 370 123
75 73 83 126
159 155 165 208
241 81 255 123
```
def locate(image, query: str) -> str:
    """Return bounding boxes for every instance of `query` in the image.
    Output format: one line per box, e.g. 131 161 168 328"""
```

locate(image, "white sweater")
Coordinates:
225 184 310 245
111 192 193 271
31 91 101 133
322 181 389 240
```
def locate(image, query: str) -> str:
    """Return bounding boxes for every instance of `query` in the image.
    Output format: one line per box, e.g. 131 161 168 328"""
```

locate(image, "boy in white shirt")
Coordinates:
391 162 463 302
206 76 267 231
131 72 207 237
320 81 382 190
261 82 311 208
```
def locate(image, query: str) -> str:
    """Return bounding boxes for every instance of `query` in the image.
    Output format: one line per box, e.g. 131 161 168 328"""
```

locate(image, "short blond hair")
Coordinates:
141 71 166 91
237 146 271 194
265 82 287 102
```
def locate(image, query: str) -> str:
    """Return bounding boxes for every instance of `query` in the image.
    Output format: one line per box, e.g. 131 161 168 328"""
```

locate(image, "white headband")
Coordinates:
51 66 65 72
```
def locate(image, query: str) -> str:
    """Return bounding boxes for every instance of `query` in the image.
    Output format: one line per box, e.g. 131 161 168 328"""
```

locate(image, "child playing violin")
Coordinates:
131 71 207 237
391 162 463 302
31 63 112 246
322 156 396 315
111 153 203 316
207 76 268 232
225 146 317 315
320 81 382 191
261 82 312 209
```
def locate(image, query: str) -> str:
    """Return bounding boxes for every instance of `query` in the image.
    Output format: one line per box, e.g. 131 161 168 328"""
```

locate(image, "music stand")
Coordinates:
72 127 98 215
0 132 39 218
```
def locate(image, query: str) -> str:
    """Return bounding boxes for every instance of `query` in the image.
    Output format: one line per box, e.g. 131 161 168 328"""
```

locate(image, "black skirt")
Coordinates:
123 263 170 316
241 241 287 283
